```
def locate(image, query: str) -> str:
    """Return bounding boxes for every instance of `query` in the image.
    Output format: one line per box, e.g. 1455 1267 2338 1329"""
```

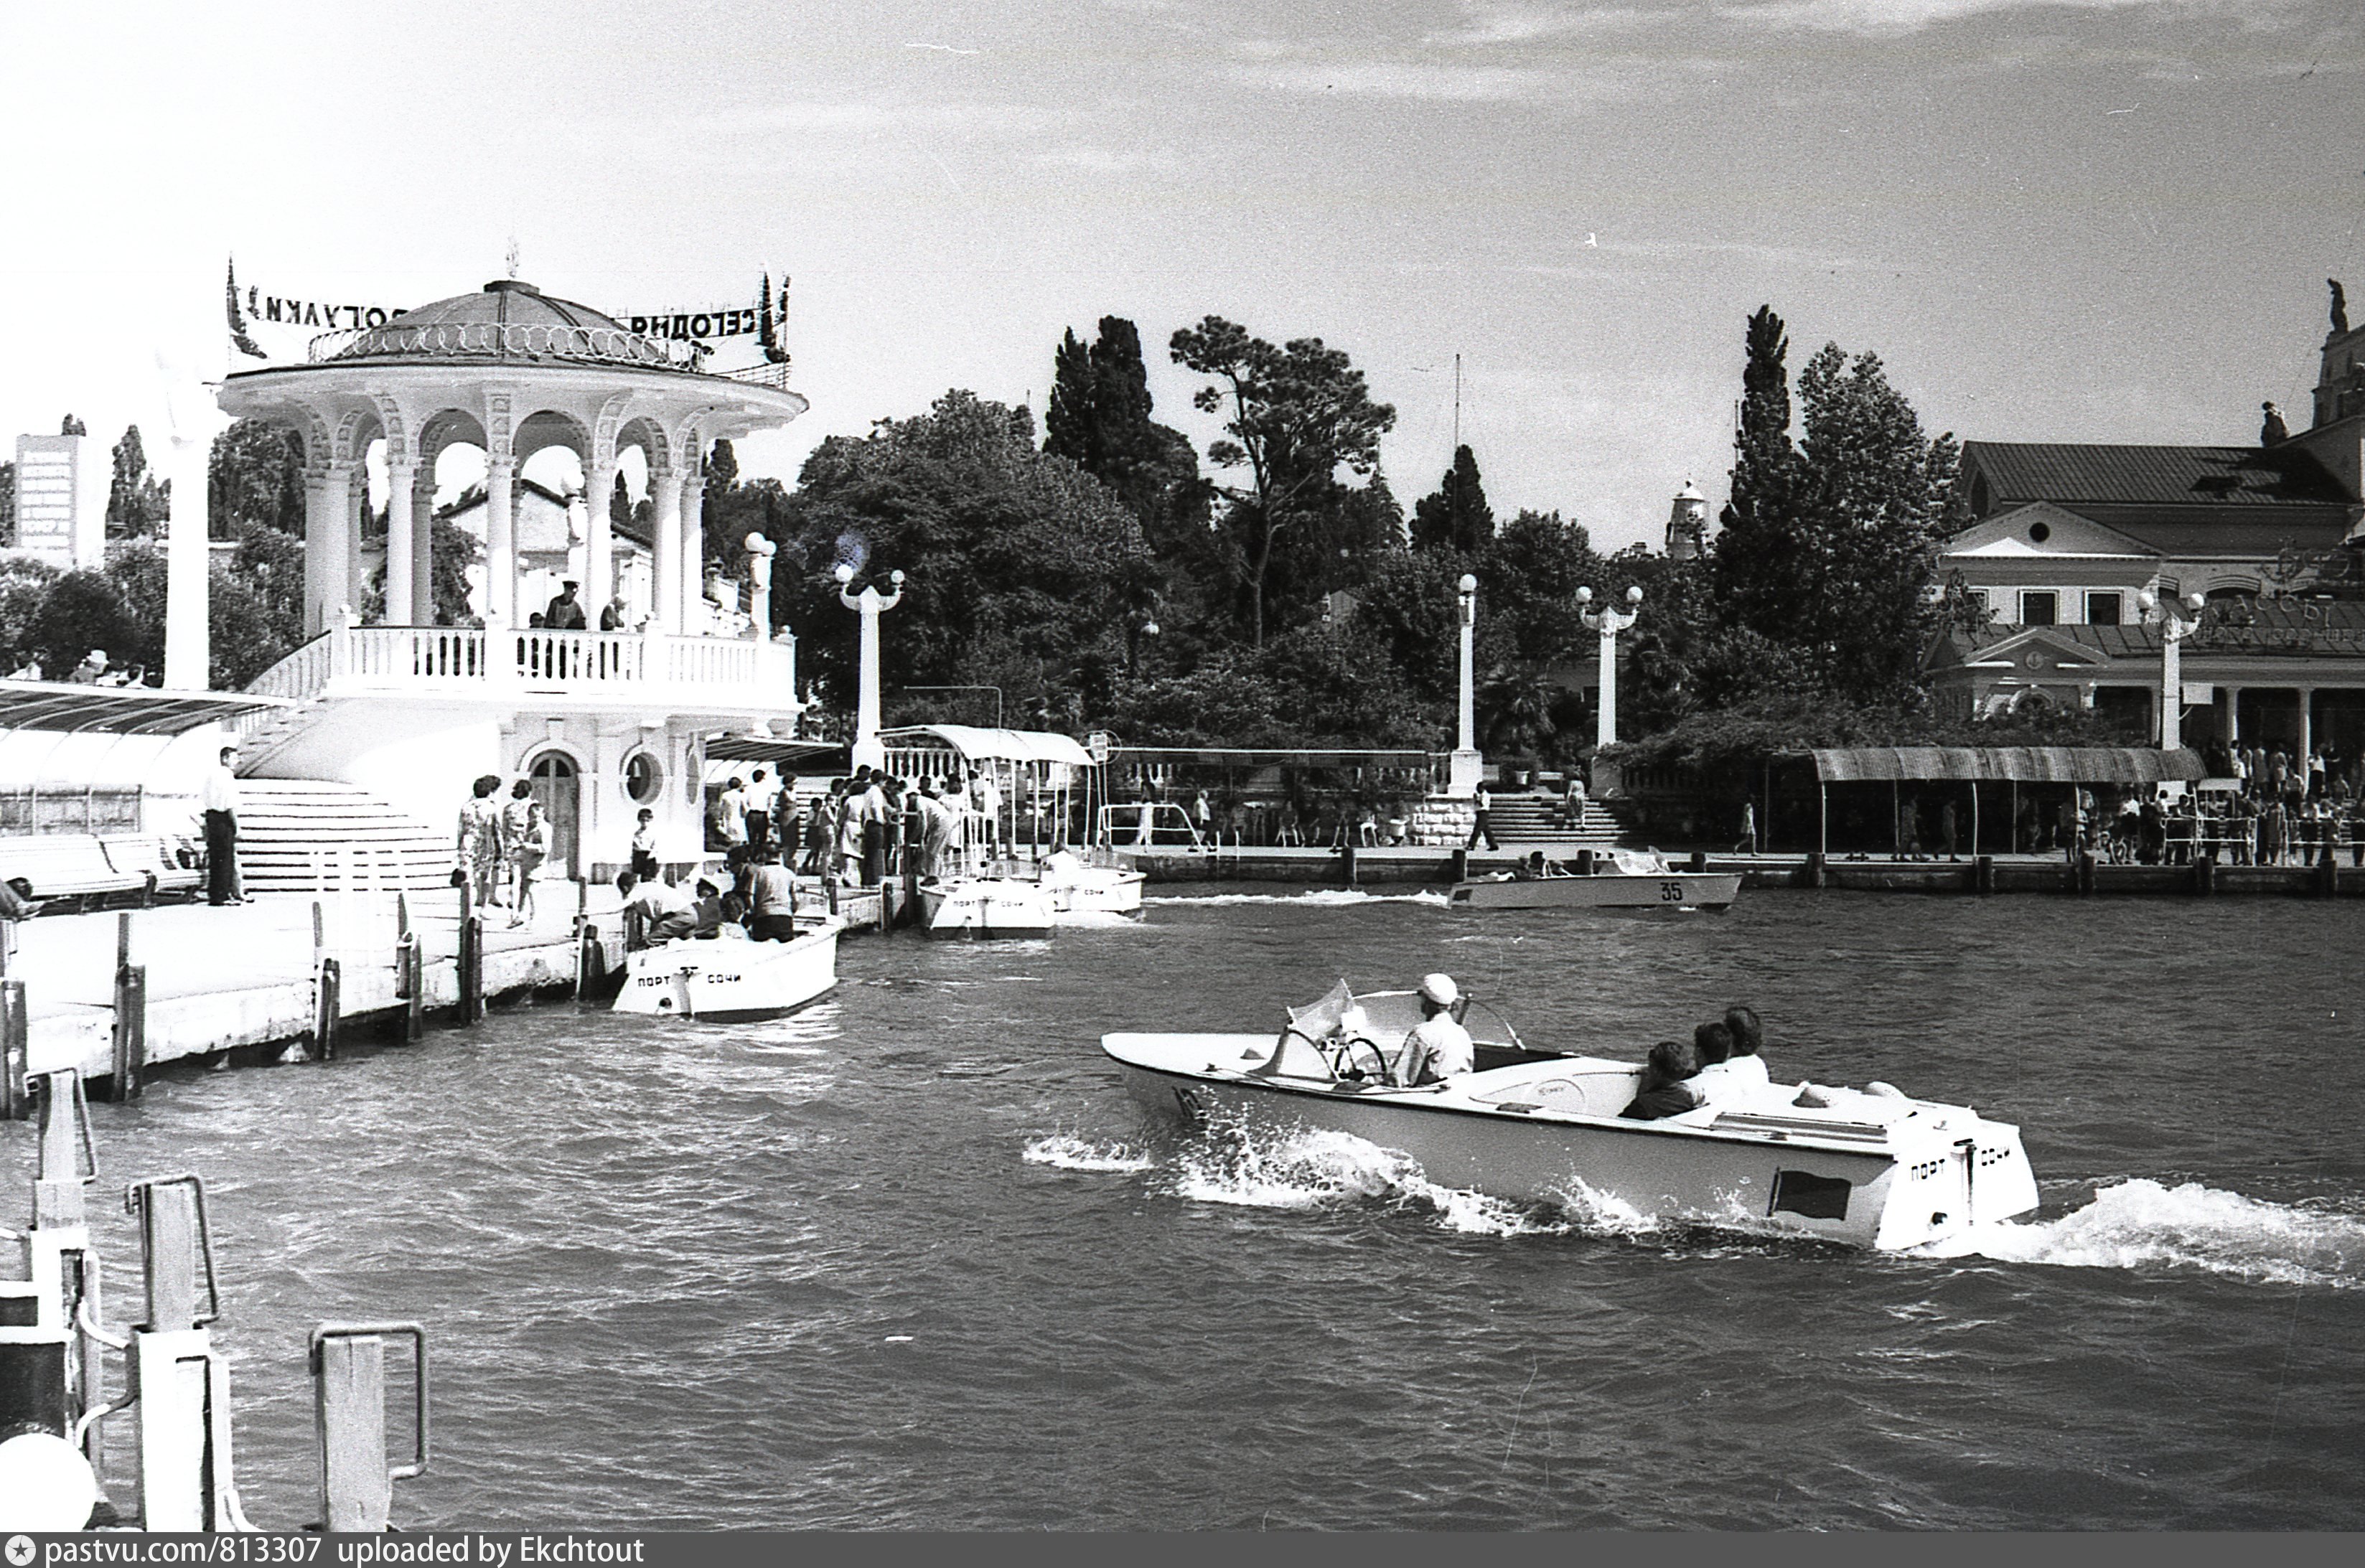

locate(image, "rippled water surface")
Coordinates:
25 888 2365 1529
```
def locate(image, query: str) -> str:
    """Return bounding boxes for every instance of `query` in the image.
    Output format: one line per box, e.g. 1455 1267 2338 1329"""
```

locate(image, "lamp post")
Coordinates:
1578 584 1644 751
745 532 777 642
2137 587 2205 751
1448 573 1482 797
836 563 904 772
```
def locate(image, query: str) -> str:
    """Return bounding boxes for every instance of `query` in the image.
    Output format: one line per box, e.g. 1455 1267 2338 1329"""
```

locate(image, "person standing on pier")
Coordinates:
457 774 504 910
500 781 538 908
507 799 548 928
744 767 777 855
1466 784 1499 851
203 745 245 906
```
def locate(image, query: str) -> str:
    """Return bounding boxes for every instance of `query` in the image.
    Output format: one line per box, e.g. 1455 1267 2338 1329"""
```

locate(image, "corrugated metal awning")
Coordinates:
1803 746 2209 784
1111 747 1435 769
703 736 847 769
0 680 283 735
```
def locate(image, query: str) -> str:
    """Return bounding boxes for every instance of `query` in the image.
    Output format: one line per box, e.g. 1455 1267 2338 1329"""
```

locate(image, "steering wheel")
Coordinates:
1327 1034 1394 1086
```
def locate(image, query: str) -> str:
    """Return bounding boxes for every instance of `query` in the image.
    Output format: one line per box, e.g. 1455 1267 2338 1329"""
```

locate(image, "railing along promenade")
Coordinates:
241 620 794 715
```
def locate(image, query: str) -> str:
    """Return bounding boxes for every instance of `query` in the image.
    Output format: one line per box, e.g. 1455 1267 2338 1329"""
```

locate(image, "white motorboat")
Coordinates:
1037 849 1146 919
613 915 845 1022
1448 848 1742 911
919 874 1057 939
1102 982 2038 1250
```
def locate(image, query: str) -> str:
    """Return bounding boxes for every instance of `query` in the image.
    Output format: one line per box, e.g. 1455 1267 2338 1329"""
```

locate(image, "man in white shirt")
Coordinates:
1393 973 1476 1086
1720 1005 1772 1091
617 870 696 943
202 745 245 905
744 767 779 853
968 768 1003 856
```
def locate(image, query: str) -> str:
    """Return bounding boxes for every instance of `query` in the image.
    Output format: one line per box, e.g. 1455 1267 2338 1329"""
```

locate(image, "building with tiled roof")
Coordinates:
1931 282 2365 761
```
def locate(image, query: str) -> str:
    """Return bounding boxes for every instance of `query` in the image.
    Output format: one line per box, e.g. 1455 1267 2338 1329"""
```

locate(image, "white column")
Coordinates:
650 470 681 633
385 459 416 624
484 454 517 627
345 469 367 621
678 474 707 633
2160 629 2181 751
1596 621 1621 751
1448 573 1480 797
585 459 615 614
2224 685 2242 745
411 467 437 624
161 426 217 690
2299 687 2314 761
302 466 333 637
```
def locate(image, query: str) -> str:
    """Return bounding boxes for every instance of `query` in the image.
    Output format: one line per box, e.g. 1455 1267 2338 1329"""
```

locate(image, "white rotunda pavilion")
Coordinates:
214 278 810 881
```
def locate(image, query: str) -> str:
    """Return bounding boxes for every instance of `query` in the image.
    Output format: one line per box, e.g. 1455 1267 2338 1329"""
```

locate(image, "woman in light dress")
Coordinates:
508 799 549 927
456 774 504 911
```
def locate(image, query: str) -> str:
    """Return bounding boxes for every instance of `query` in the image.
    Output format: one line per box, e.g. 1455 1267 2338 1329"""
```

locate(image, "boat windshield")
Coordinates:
1291 987 1526 1054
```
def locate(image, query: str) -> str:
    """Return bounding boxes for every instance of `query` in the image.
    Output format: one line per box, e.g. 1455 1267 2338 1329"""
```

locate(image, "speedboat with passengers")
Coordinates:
1101 982 2037 1250
613 912 846 1022
1448 848 1742 912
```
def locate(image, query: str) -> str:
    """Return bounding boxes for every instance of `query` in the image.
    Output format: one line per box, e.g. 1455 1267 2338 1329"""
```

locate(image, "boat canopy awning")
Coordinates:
1110 746 1435 769
0 680 282 735
878 724 1095 766
1800 746 2209 784
703 736 848 770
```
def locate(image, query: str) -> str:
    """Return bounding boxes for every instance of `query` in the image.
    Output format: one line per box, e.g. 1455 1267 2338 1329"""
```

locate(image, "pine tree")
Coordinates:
1410 444 1494 556
1710 306 1800 643
108 426 169 539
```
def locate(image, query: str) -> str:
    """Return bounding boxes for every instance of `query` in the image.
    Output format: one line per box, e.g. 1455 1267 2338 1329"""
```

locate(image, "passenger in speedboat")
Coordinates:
1619 1040 1701 1120
1722 1005 1772 1091
1392 973 1476 1086
617 870 698 944
1685 1022 1743 1105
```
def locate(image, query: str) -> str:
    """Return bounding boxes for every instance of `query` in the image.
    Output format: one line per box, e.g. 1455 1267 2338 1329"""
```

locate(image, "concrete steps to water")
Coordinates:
234 779 451 893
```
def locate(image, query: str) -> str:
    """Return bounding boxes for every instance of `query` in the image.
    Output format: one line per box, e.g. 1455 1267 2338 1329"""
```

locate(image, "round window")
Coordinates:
624 751 662 805
2028 522 2051 543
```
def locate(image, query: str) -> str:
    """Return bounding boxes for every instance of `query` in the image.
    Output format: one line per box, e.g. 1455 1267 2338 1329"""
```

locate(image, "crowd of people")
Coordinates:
2004 742 2365 868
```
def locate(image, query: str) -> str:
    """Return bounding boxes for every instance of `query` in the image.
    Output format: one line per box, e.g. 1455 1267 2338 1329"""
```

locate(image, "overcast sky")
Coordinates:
2 0 2359 550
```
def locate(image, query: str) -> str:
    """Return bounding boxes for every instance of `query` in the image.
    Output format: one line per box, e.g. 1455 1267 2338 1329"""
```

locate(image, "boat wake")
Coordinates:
1923 1178 2365 1289
1021 1134 1155 1173
1147 888 1449 909
1166 1117 1564 1237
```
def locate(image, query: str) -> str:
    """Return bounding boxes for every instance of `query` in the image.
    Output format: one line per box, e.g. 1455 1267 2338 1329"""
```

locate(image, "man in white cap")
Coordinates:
1393 972 1474 1086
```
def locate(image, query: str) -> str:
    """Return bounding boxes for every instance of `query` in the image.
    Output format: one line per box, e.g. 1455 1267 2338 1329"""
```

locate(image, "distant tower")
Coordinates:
1665 480 1708 560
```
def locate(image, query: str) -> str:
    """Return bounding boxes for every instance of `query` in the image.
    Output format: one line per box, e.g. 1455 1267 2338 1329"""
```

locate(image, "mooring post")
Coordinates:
1341 840 1358 886
2313 855 2338 900
1576 848 1595 876
1803 851 1826 889
1975 855 1995 895
1688 850 1708 874
2076 850 2097 896
314 958 341 1061
1451 848 1469 882
2 978 27 1122
459 910 484 1026
109 912 145 1103
312 1321 428 1534
2193 853 2214 898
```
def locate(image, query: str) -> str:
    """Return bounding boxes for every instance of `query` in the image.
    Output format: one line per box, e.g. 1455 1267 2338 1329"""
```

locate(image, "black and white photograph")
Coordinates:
0 0 2360 1540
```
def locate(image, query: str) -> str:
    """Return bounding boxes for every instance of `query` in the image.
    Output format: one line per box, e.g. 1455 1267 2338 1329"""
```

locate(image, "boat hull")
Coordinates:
921 879 1057 939
1448 871 1742 911
1044 866 1146 919
1102 1033 2036 1251
613 921 842 1021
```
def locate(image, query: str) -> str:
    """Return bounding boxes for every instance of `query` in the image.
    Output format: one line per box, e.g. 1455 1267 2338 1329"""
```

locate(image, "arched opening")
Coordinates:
528 749 581 878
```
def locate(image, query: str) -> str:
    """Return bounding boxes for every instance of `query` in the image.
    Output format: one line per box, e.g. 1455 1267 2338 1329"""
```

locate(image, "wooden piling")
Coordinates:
2193 855 2214 897
1687 850 1708 874
396 931 423 1041
1451 848 1469 882
109 912 145 1103
2076 851 2097 896
1576 848 1594 875
1975 855 1995 895
1 979 25 1122
457 913 484 1025
1341 841 1358 885
2313 855 2338 900
313 958 341 1061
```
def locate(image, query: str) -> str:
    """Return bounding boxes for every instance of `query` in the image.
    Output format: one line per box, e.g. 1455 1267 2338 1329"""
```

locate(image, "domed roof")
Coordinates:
389 279 628 334
324 278 701 372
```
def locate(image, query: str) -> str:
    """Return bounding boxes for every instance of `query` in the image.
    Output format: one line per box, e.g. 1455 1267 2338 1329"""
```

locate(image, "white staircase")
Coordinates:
234 779 451 893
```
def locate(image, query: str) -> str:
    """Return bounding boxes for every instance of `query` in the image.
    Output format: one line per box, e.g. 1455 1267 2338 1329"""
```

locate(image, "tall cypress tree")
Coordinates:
1710 306 1802 643
1046 316 1207 557
1410 443 1494 556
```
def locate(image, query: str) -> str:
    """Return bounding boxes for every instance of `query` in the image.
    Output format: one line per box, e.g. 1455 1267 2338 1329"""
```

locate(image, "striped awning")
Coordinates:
1803 746 2209 784
0 680 283 735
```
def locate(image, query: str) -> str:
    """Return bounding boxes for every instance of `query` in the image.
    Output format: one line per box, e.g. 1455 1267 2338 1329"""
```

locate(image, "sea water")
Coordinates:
24 888 2365 1529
